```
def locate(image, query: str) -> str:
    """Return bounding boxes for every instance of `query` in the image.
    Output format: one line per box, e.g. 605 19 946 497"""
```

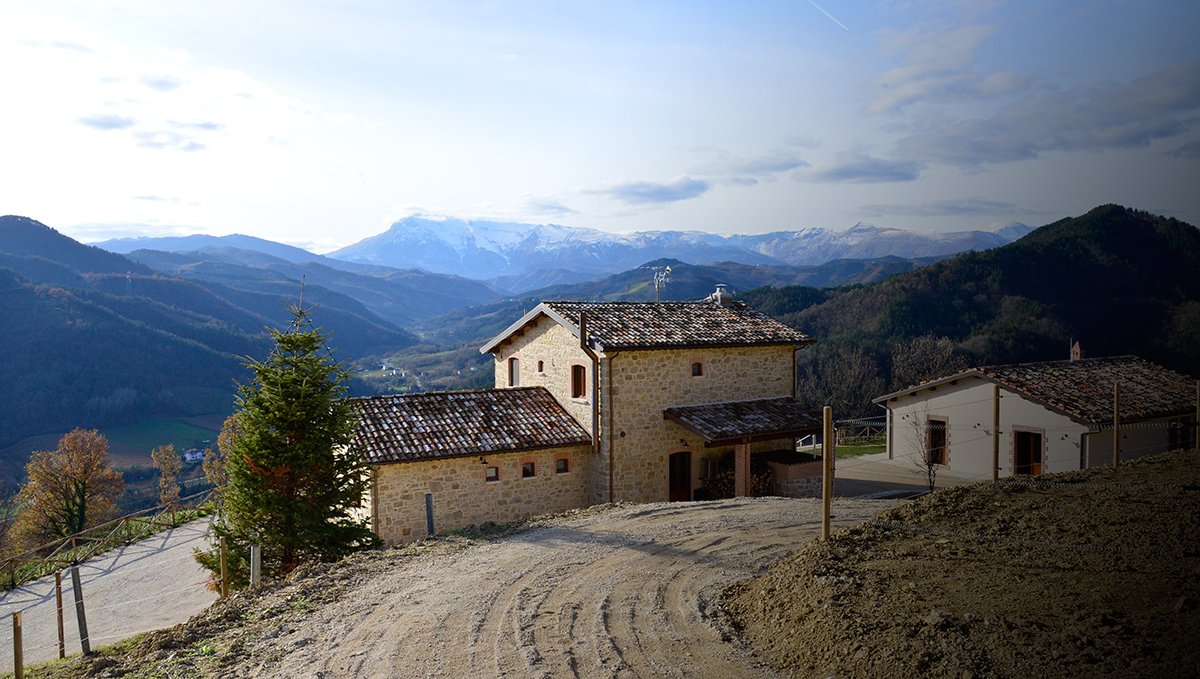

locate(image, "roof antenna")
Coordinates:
652 265 671 302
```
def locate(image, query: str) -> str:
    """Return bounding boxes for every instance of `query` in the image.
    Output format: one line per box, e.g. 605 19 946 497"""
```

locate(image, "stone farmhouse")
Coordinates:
874 352 1199 480
349 287 823 545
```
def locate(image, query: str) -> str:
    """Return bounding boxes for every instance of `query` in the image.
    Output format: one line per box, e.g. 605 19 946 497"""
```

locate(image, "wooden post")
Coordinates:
56 571 65 659
734 442 750 498
219 536 229 598
1195 381 1199 450
992 385 1000 481
13 611 22 679
70 565 90 656
425 493 436 536
1113 381 1121 466
250 544 261 586
822 406 833 541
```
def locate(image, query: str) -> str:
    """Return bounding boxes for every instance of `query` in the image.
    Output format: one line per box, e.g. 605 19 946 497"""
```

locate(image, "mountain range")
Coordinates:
6 205 1195 475
323 216 1034 289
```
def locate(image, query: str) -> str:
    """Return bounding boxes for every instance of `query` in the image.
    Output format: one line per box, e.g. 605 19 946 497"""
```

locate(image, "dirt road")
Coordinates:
116 497 884 678
256 497 884 679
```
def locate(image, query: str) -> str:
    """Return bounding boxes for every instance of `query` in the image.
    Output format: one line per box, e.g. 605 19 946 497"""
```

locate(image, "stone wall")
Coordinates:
485 310 804 505
773 475 824 498
369 444 591 545
492 316 594 435
604 345 796 503
767 459 825 498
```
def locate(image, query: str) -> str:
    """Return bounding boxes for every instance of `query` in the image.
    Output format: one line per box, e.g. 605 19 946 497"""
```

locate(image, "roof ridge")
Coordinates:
348 386 549 402
978 354 1143 372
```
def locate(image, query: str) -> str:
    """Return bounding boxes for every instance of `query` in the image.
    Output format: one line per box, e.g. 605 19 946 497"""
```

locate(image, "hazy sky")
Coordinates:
2 1 1197 252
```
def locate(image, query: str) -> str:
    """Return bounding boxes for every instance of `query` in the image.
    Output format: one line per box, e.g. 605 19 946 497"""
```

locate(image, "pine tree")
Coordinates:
198 304 377 589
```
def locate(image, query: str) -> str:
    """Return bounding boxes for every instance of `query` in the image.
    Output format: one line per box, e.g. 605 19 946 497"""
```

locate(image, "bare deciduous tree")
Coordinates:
152 443 182 507
15 428 124 543
796 346 886 419
891 335 970 391
900 409 944 492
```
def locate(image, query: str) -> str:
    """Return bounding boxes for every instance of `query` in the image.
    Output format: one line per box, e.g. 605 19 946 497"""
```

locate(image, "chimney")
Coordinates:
1070 341 1085 361
709 284 733 306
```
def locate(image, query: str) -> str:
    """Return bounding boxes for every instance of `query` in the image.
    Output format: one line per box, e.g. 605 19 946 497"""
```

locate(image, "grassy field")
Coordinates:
835 439 886 458
795 438 886 459
102 416 218 455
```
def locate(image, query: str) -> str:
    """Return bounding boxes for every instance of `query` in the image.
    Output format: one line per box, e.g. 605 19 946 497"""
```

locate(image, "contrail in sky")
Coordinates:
807 0 850 31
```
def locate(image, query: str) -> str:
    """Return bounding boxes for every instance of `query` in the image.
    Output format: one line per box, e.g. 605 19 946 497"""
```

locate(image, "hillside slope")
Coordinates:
740 205 1200 377
126 246 499 326
0 216 416 450
0 267 248 448
726 448 1200 678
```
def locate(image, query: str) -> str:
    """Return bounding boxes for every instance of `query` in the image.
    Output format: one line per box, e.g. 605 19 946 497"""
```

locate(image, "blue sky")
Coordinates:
1 1 1197 252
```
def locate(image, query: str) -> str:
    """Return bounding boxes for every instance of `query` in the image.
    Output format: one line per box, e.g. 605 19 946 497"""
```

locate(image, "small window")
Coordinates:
691 362 704 377
485 466 499 482
537 360 545 373
926 419 947 465
571 364 587 399
508 357 520 387
555 458 569 474
522 462 536 478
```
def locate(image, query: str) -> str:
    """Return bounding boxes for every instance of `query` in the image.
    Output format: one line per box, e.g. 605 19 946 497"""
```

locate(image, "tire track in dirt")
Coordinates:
258 497 885 678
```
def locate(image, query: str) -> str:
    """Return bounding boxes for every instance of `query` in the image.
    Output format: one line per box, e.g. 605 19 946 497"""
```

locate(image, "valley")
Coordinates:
2 205 1198 517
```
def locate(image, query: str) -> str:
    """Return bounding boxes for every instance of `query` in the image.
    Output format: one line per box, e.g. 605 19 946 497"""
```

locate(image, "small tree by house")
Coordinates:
902 410 944 492
197 304 378 589
15 428 124 544
151 443 182 507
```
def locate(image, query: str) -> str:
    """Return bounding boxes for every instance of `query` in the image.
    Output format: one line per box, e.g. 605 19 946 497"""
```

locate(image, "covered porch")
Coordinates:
663 397 824 498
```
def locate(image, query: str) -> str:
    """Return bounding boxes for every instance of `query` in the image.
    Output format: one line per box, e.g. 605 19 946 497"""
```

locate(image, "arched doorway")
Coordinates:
668 450 691 501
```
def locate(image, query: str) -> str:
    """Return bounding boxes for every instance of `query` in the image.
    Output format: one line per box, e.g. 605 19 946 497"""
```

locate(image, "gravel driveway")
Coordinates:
226 497 886 678
0 518 217 671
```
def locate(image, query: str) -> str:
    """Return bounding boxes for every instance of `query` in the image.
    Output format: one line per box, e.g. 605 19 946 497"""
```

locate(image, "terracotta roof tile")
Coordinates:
877 356 1197 425
542 300 813 352
978 356 1196 424
663 397 823 445
348 387 590 464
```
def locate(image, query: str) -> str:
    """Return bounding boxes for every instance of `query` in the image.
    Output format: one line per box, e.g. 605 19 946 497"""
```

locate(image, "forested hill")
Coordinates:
740 205 1200 380
0 216 415 450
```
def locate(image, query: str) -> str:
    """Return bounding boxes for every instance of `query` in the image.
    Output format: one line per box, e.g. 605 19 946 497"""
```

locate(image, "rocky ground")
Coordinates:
724 448 1200 678
18 449 1199 679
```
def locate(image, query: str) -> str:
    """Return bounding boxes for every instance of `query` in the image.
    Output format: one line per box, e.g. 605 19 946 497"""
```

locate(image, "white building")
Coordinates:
874 355 1198 479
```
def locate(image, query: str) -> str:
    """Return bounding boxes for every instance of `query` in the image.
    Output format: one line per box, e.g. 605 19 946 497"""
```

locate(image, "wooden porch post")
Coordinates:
734 441 750 497
822 406 833 540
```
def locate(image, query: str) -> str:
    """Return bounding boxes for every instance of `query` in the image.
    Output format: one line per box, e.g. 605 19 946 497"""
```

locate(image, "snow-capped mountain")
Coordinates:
328 216 1034 280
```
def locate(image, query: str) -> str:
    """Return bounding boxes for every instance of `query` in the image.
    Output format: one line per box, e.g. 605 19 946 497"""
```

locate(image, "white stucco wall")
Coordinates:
883 377 1197 478
883 377 1089 479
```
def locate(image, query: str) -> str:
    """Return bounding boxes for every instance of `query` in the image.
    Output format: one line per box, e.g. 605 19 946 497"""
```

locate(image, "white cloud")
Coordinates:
894 59 1200 167
865 25 1030 114
585 177 711 205
794 154 924 183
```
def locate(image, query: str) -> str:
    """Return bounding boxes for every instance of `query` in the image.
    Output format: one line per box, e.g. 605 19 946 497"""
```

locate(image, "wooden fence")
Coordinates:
2 489 215 589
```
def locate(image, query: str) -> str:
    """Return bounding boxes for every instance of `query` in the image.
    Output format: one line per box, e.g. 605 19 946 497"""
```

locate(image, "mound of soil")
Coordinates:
723 449 1200 678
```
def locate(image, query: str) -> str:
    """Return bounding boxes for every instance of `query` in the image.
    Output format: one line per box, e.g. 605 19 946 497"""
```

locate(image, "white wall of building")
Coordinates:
883 377 1090 479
